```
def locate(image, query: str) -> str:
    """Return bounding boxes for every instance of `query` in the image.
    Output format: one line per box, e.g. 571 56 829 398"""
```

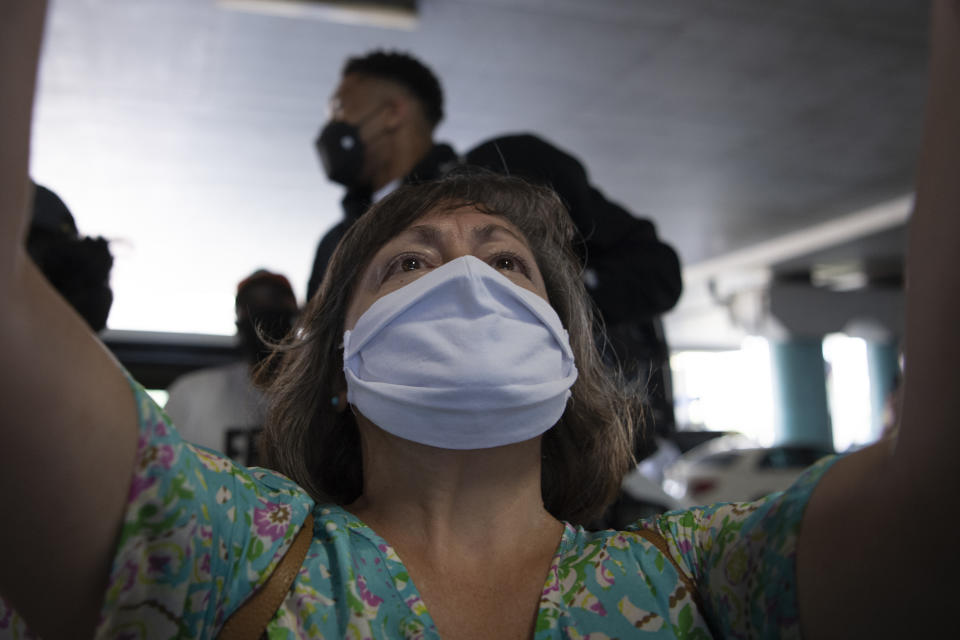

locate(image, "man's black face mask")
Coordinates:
314 104 387 189
315 119 366 188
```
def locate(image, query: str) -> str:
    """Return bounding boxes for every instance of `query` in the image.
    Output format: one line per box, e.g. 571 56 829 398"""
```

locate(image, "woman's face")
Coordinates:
344 205 549 330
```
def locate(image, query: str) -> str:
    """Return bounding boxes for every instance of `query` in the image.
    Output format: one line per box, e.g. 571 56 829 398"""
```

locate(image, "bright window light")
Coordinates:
670 337 775 446
822 333 873 452
146 389 169 407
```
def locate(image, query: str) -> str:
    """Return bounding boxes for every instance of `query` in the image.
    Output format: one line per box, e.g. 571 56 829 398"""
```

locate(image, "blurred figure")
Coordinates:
165 269 298 465
27 183 113 332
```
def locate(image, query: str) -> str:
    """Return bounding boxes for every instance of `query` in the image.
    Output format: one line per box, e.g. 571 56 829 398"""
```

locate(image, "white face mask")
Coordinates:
343 255 578 449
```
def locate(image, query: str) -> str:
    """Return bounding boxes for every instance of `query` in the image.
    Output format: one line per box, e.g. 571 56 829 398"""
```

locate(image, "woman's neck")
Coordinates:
346 423 561 561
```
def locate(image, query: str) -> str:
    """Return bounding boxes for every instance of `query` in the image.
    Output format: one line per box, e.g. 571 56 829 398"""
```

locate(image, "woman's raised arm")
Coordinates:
798 1 960 637
0 2 140 637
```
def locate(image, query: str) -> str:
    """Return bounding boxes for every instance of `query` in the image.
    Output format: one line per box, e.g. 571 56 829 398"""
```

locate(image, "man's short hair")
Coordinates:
343 50 444 128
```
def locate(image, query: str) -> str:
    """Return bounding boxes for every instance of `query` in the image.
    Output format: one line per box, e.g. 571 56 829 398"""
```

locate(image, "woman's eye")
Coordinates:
380 254 428 283
400 257 423 272
494 256 517 271
492 253 529 275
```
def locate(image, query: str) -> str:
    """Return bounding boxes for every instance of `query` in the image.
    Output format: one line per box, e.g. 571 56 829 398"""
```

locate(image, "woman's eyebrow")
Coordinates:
472 223 530 248
399 224 444 247
394 222 529 250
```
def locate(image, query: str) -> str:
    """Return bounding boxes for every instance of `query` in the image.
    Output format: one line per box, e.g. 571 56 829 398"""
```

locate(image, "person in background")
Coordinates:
164 269 298 465
26 183 113 332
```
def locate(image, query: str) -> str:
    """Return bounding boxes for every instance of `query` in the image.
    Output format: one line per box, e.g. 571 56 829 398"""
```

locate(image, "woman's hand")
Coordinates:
798 2 960 637
0 2 140 637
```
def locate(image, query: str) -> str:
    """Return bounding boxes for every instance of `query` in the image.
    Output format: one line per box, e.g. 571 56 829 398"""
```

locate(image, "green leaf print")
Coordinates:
535 607 560 632
672 603 711 640
678 603 692 633
247 536 265 561
167 473 195 502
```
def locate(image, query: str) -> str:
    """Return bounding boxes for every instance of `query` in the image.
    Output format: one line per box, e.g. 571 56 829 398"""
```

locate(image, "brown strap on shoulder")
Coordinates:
632 527 702 607
218 513 314 640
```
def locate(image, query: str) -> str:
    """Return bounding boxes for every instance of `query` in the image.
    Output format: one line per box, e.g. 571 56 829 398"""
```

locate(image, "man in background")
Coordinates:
309 51 457 299
165 269 298 465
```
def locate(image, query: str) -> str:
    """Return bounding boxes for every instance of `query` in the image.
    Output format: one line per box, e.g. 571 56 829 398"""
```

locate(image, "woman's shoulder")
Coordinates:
620 453 842 636
535 455 841 637
96 378 316 638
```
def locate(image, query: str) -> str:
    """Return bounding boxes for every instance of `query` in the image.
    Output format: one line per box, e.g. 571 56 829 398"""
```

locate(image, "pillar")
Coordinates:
769 337 833 448
866 340 900 440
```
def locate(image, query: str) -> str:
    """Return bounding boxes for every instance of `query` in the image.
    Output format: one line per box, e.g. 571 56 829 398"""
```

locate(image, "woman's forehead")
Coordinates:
395 204 530 246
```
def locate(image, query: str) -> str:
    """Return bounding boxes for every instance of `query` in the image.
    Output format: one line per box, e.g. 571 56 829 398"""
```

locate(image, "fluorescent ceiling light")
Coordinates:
219 0 418 30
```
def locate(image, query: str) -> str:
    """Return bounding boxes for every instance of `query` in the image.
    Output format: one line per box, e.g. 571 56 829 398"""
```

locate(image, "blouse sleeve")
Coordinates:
94 378 314 639
632 455 841 639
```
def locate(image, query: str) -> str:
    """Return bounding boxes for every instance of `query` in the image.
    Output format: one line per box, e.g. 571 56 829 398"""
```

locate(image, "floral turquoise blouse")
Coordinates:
1 381 837 639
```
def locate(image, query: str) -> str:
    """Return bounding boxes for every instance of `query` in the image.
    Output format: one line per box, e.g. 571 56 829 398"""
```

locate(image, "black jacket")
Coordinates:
464 134 681 325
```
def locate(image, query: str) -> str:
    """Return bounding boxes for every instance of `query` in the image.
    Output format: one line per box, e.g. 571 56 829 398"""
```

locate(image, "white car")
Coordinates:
663 435 833 508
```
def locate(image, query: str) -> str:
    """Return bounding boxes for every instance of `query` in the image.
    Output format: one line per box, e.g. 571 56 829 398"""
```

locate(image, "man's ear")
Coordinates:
381 93 408 132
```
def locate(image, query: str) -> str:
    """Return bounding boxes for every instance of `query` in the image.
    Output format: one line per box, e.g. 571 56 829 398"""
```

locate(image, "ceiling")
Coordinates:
30 0 930 336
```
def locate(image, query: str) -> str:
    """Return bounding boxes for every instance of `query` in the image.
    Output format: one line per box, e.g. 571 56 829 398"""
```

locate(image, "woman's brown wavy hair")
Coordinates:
260 171 639 525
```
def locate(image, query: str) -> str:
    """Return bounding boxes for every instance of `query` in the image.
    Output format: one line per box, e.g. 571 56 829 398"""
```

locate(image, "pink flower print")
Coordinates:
254 502 292 541
542 579 560 597
356 576 383 608
154 419 169 438
147 553 171 577
135 432 151 456
118 558 138 592
677 539 693 554
128 474 156 502
138 443 175 471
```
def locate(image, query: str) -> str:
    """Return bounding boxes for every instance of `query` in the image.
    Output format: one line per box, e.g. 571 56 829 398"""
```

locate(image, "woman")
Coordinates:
1 2 958 638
